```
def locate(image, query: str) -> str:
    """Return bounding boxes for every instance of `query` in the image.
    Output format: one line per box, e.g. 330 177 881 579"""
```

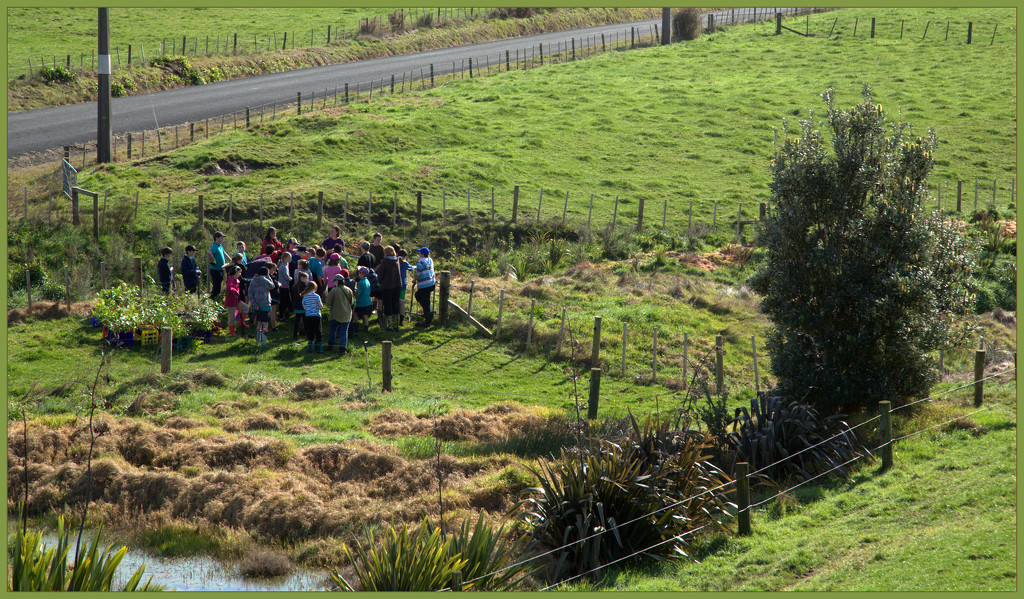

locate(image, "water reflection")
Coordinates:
40 533 332 591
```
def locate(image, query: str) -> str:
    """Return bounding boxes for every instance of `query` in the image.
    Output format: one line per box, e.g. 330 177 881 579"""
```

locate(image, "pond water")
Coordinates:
39 532 333 591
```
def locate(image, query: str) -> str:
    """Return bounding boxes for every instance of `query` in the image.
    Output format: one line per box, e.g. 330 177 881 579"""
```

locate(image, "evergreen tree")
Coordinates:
750 87 976 413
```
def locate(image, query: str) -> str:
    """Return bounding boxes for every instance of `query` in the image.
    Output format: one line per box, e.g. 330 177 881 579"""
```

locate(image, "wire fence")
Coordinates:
439 364 1013 591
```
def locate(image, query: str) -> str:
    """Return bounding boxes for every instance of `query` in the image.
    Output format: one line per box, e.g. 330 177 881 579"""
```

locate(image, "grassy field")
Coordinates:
15 7 1013 235
5 6 1017 591
7 6 394 78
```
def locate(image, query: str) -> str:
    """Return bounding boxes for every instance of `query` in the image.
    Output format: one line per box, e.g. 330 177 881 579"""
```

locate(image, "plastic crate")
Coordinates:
173 335 193 352
109 331 134 349
91 315 102 327
139 327 159 346
193 329 213 344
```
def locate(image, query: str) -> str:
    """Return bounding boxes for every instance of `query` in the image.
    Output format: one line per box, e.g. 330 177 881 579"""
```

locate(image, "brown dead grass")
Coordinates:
366 403 548 442
8 300 96 326
291 378 339 401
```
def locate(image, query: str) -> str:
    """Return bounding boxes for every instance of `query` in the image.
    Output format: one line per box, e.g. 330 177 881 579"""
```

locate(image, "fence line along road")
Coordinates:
8 8 810 158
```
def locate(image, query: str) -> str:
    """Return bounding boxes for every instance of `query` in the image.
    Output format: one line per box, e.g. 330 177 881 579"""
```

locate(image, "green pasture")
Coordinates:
8 7 404 78
62 7 1016 239
570 378 1018 591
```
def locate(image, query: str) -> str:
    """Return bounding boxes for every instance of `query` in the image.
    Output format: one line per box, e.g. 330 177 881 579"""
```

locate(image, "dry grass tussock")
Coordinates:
367 403 548 442
239 547 293 578
10 417 520 547
291 378 339 401
8 300 96 326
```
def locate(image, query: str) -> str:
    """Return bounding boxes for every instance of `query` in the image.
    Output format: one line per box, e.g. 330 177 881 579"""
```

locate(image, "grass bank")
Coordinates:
7 7 660 111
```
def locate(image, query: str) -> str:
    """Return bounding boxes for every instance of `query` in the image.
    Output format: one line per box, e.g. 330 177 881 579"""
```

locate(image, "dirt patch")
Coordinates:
291 378 339 401
8 300 96 326
125 391 178 416
996 220 1016 237
198 159 276 177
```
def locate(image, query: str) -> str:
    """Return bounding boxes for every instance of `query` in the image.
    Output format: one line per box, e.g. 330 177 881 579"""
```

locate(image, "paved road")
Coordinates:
7 8 797 157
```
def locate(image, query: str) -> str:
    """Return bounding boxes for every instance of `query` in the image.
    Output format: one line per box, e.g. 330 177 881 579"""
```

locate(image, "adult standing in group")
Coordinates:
207 231 228 299
262 227 285 255
414 247 436 327
321 225 344 255
356 241 377 270
368 232 386 265
376 246 403 331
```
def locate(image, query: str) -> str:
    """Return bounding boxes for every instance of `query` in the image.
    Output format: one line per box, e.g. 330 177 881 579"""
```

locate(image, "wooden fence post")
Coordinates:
441 190 446 225
394 191 398 227
25 265 33 313
290 192 295 230
682 332 688 385
72 188 80 226
662 198 667 231
496 289 504 340
466 189 471 224
197 194 204 230
166 192 171 226
536 188 543 221
438 271 450 325
591 316 602 365
752 335 760 394
557 311 565 352
588 367 602 419
612 196 618 229
621 322 628 376
467 280 475 316
957 180 962 212
636 197 644 231
737 462 751 535
133 256 143 290
317 191 324 229
651 327 658 381
160 326 173 373
974 348 986 407
259 193 263 227
526 299 535 346
587 193 594 232
967 21 972 44
382 340 393 391
62 266 71 310
511 185 519 223
491 186 495 222
416 190 423 227
562 191 569 225
879 401 893 471
715 335 724 393
92 192 99 241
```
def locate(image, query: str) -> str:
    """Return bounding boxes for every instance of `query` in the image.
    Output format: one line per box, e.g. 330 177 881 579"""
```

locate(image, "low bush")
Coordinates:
726 394 871 484
673 8 703 41
516 415 734 583
40 65 76 83
9 514 162 591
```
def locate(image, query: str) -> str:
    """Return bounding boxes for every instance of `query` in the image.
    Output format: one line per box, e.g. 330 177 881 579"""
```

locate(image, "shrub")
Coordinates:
40 65 76 83
110 81 126 97
750 88 977 413
726 394 871 484
516 415 734 583
388 9 406 31
673 8 703 41
8 514 162 591
416 12 434 28
427 513 536 591
332 518 466 591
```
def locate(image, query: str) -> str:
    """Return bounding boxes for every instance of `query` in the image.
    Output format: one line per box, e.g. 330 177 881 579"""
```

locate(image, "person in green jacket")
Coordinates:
354 266 373 333
207 231 228 299
325 272 354 355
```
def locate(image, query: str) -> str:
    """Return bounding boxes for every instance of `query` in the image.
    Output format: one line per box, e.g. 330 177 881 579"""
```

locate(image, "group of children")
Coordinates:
157 225 437 354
